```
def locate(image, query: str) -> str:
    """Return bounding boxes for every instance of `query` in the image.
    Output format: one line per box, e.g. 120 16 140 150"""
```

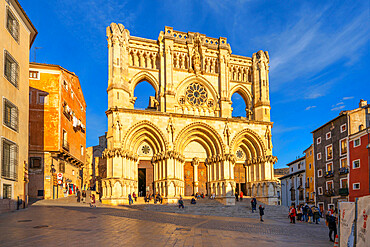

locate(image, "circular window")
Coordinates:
141 145 150 155
186 82 208 106
236 150 244 159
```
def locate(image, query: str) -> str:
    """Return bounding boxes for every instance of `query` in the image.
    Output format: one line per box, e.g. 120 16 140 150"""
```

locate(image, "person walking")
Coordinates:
289 205 296 224
326 212 337 242
308 206 313 223
259 205 265 222
240 191 243 201
313 206 320 224
76 189 81 203
128 193 133 205
133 192 137 202
251 198 257 213
235 191 239 202
90 194 96 208
82 190 86 203
302 204 308 222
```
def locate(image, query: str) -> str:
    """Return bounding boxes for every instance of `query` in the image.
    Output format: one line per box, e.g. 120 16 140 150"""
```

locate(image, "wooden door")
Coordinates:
198 162 207 194
184 162 193 196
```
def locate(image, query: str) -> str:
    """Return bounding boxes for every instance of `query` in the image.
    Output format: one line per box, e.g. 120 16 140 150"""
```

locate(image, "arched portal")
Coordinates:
175 122 224 197
183 141 208 196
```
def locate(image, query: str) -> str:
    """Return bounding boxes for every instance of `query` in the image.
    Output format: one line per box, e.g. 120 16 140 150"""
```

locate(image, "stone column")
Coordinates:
192 157 199 194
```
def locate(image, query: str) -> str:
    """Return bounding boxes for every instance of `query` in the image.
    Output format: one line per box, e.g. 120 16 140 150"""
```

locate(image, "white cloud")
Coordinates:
305 106 316 110
342 96 354 100
331 105 345 111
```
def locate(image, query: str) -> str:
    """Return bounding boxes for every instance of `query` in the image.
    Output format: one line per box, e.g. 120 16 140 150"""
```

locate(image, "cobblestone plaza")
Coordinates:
0 198 331 246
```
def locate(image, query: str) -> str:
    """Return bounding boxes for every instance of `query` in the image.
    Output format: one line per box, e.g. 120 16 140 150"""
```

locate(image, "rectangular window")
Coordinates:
62 130 69 150
30 157 42 169
1 138 18 180
29 70 39 79
71 90 74 99
318 187 323 195
340 139 347 156
317 137 321 144
341 124 347 133
353 183 360 190
340 178 348 188
3 98 18 131
309 163 312 169
6 8 19 42
3 184 12 199
326 180 334 190
59 162 65 173
4 51 19 87
326 132 331 140
318 169 323 177
353 160 360 169
326 162 333 172
37 93 48 104
81 146 84 156
317 152 322 160
326 145 333 160
63 80 68 90
340 157 348 168
354 138 361 147
310 150 312 156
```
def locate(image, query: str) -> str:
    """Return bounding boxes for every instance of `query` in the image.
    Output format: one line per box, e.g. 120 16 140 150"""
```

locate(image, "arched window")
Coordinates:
231 92 247 118
133 81 156 110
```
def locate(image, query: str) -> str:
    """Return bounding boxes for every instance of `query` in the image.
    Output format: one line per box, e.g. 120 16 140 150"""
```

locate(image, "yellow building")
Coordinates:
102 24 278 206
304 145 315 204
0 0 37 212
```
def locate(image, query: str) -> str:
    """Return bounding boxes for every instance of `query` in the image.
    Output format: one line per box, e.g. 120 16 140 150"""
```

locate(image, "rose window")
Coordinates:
141 145 151 155
185 82 208 106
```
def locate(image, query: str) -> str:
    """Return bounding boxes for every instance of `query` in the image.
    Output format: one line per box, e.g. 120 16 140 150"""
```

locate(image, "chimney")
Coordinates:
359 99 367 108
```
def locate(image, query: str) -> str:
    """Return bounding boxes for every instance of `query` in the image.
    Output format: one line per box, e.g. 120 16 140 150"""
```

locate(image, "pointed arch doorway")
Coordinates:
183 141 208 196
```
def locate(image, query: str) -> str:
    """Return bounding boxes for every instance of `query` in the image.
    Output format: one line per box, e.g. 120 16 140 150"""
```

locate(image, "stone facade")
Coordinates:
102 24 278 206
0 0 37 213
304 145 315 204
28 63 86 199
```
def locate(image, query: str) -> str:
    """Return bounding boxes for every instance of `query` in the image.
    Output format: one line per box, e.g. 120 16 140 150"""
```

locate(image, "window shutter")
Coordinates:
2 140 11 178
11 105 18 131
13 18 19 41
10 143 18 180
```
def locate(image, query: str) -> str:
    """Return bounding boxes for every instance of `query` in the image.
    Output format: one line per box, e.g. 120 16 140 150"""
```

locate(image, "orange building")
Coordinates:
28 63 86 199
303 145 315 204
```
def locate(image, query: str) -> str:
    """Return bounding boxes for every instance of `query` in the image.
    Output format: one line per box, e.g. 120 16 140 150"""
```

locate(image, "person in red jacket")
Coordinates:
240 191 243 201
289 205 296 224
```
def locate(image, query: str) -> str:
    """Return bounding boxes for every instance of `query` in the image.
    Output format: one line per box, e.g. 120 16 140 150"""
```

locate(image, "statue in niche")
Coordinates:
223 119 231 146
265 126 272 150
191 34 202 73
166 116 175 143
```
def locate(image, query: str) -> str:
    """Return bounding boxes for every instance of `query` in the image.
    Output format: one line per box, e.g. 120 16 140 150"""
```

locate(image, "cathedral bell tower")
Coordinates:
252 50 270 122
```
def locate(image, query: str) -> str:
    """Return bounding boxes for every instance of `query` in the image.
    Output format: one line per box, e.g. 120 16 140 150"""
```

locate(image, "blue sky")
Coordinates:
22 0 369 168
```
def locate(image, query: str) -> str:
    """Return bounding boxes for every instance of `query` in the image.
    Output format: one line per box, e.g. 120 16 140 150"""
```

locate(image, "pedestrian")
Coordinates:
82 190 86 203
178 196 184 209
128 193 133 205
133 192 137 202
308 206 313 223
251 198 257 213
326 212 337 242
90 194 96 208
259 205 265 222
235 191 239 201
76 189 81 202
296 205 302 221
289 205 296 224
240 191 243 201
313 206 319 224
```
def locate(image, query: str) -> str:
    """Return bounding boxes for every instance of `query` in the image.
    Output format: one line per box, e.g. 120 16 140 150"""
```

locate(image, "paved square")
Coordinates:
0 198 332 247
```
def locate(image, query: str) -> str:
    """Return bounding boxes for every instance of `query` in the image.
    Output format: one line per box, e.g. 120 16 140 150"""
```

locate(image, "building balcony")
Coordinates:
339 188 349 196
339 167 349 175
324 189 335 197
325 171 334 178
62 140 70 151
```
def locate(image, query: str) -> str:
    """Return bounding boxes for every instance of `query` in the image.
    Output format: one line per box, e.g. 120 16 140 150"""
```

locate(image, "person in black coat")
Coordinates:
326 213 337 242
259 205 265 222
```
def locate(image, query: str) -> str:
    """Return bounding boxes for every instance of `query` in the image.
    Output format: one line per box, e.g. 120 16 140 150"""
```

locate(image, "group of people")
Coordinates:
144 192 163 204
289 204 322 224
235 191 244 201
76 189 96 208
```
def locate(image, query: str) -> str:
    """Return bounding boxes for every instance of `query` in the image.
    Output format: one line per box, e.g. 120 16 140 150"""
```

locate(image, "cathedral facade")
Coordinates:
102 24 278 205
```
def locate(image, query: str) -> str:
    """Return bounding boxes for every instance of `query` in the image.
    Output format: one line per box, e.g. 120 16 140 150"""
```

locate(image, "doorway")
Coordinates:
138 168 146 197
